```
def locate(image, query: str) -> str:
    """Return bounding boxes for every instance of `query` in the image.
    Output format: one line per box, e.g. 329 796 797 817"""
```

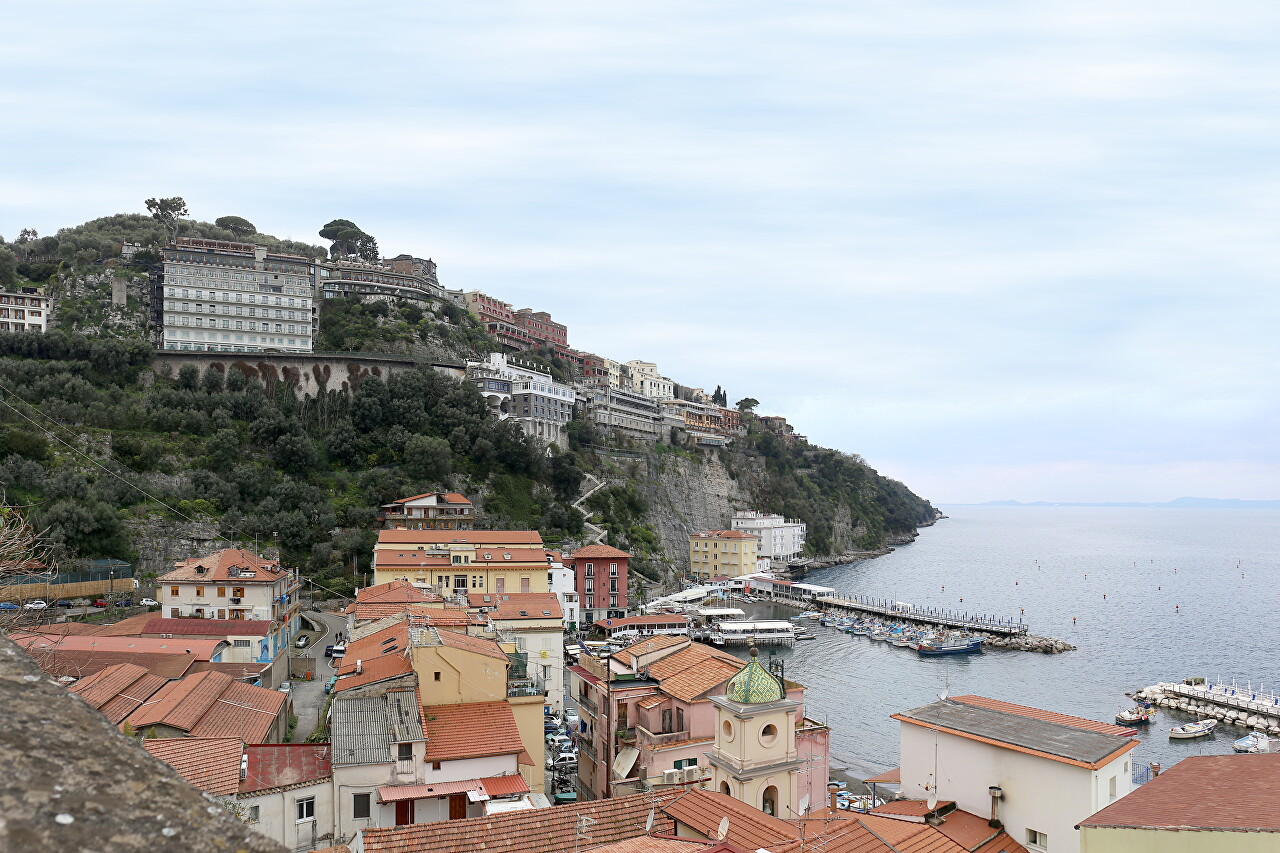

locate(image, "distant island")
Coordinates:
969 498 1280 509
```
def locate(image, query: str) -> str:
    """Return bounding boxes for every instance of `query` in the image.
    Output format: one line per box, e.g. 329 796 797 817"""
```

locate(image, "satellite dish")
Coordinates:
798 794 809 815
645 808 654 832
927 793 938 811
716 817 730 841
938 689 948 701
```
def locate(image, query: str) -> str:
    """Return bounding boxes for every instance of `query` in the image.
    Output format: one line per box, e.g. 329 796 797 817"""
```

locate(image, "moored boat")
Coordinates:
916 637 984 655
1170 719 1217 739
1116 707 1156 725
1233 731 1271 753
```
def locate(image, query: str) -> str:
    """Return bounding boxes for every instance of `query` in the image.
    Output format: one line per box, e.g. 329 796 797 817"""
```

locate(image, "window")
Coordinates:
610 563 618 575
247 805 260 823
673 758 699 769
1026 829 1048 849
195 586 204 597
521 577 531 593
432 762 442 770
217 587 226 597
398 743 413 761
1109 775 1117 798
170 586 179 597
296 796 315 821
232 587 245 597
233 639 251 648
434 671 441 682
353 793 371 819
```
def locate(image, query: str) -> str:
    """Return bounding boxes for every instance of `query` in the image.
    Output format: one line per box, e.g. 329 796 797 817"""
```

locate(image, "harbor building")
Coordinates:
730 511 806 565
158 237 316 353
688 530 759 580
1078 754 1280 853
0 289 49 332
893 694 1139 853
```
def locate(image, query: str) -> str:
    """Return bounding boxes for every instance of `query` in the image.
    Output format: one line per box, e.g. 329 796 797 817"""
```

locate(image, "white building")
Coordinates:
894 695 1139 853
466 352 576 446
548 562 581 631
624 360 675 400
0 291 49 332
159 237 316 353
731 511 807 564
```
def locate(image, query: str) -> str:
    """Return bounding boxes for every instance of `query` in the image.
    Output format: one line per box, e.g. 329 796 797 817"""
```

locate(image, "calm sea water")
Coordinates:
736 505 1280 777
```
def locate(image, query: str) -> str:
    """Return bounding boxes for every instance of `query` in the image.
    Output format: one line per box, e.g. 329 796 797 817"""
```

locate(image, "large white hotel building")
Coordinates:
158 237 317 353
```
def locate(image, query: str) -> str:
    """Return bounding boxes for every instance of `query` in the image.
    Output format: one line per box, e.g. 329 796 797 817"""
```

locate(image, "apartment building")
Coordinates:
547 558 581 631
372 529 552 596
578 383 664 442
730 511 807 564
623 360 674 400
467 352 576 446
688 530 759 580
469 592 566 712
317 255 444 304
0 290 49 332
379 492 475 530
159 237 316 353
564 544 630 625
464 291 569 353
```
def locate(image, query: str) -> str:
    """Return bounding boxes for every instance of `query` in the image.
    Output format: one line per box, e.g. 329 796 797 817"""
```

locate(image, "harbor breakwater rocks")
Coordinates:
980 633 1075 654
1135 683 1280 735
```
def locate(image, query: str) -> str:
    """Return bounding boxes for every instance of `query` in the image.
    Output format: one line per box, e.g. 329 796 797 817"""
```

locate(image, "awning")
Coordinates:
864 767 901 784
377 774 530 804
613 746 639 780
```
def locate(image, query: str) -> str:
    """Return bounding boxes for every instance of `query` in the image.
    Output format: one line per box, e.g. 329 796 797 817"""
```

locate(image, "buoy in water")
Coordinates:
1103 594 1107 599
1072 616 1077 624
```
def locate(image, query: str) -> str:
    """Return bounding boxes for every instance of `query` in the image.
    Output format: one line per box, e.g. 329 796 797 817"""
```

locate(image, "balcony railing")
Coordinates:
577 739 598 763
636 726 691 747
576 693 599 717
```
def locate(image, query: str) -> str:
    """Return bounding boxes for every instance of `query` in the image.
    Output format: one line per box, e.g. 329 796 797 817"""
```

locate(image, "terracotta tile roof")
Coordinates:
570 544 630 559
949 695 1138 738
143 737 243 796
582 838 705 853
405 604 484 627
609 634 688 664
308 846 349 853
33 622 115 636
95 613 162 636
242 744 331 793
664 789 796 849
377 774 529 803
1078 754 1280 831
869 799 955 818
333 654 413 692
142 617 273 637
595 614 689 628
11 632 225 659
29 648 197 680
67 662 154 707
421 701 528 762
360 790 680 853
188 660 271 681
373 553 453 568
385 492 473 506
344 621 409 657
468 547 552 564
159 548 287 584
864 767 900 784
356 580 442 604
470 592 563 620
637 694 667 710
127 670 285 741
646 644 746 703
377 530 544 546
433 628 509 661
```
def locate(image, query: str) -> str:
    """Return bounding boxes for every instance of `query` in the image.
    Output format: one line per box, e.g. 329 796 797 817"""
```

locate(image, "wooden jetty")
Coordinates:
815 594 1029 636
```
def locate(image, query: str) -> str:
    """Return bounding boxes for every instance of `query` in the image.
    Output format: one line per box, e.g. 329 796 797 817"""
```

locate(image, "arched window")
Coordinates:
720 781 731 796
762 785 778 816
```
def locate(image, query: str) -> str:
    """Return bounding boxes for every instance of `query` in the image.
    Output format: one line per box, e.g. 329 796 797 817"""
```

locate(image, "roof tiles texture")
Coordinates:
377 530 543 546
143 737 243 797
126 670 285 742
470 592 563 620
433 628 509 661
570 544 630 558
421 701 527 762
160 548 286 584
30 648 197 680
142 617 273 637
355 580 442 605
242 744 331 793
948 695 1138 738
1078 753 1280 831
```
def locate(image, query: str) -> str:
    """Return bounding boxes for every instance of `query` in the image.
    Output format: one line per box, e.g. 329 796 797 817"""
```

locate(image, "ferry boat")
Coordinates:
1170 719 1217 739
709 620 796 646
1233 731 1272 753
916 636 984 655
1116 706 1156 725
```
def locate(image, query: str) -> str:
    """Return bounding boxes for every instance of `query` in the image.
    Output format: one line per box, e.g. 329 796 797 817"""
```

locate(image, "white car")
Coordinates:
139 598 158 607
564 708 580 725
23 600 48 610
277 681 293 694
545 750 577 770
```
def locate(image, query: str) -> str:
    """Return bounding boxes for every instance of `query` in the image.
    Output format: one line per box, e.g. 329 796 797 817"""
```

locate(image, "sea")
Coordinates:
733 505 1280 779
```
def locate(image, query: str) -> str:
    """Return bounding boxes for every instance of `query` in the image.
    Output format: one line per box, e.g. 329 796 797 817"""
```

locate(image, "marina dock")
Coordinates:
815 594 1029 636
1137 679 1280 734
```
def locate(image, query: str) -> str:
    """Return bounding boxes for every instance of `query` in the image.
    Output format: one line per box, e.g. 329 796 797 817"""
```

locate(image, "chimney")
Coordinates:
827 782 840 812
356 660 363 675
987 785 1003 829
1151 762 1161 777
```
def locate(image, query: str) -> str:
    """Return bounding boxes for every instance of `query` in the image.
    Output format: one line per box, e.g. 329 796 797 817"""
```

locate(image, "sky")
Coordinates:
3 1 1278 504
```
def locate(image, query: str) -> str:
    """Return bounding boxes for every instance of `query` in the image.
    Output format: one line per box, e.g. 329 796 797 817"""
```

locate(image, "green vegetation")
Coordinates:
316 297 495 356
0 330 588 597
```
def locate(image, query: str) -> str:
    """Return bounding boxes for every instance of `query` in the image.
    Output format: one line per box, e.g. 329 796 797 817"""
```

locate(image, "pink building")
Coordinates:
567 636 829 812
566 544 630 623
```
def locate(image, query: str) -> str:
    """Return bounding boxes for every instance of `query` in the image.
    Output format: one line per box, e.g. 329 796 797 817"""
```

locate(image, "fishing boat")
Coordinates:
1116 706 1156 725
916 637 984 655
1169 719 1217 739
1233 731 1272 753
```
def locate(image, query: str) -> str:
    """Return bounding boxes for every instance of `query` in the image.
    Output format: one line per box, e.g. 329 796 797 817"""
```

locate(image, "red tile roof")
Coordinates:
11 632 225 659
433 628 510 661
24 647 198 680
160 548 288 584
609 635 689 664
142 617 273 637
127 670 285 742
143 737 243 796
948 695 1138 738
386 492 473 506
570 544 630 559
332 654 413 693
868 799 954 819
664 789 796 849
356 580 442 605
359 790 680 853
378 530 543 546
242 744 332 793
68 663 171 724
1078 754 1280 831
421 701 528 763
376 774 529 803
404 605 483 628
470 592 563 620
864 767 901 784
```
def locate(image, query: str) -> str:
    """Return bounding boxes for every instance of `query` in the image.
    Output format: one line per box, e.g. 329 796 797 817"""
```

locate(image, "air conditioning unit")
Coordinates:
662 769 682 784
682 767 701 782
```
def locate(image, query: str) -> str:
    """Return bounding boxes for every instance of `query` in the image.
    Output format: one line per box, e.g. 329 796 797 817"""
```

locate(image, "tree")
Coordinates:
319 219 379 261
403 434 452 482
0 246 16 287
736 397 759 413
145 196 189 244
214 216 257 238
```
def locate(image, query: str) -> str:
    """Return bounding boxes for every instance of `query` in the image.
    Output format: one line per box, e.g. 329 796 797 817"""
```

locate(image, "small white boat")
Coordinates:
1170 719 1217 739
1116 707 1156 725
1233 731 1271 753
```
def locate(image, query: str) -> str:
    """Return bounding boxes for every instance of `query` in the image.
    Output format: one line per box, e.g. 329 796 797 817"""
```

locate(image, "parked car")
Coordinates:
545 750 578 770
277 681 293 694
0 602 19 611
93 600 109 608
23 600 48 610
330 643 346 658
546 733 572 752
54 600 74 608
139 598 158 607
295 636 309 649
564 708 580 725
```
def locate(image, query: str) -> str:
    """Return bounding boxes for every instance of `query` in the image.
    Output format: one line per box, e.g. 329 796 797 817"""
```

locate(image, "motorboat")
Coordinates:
1233 731 1272 753
1170 719 1217 739
916 637 984 655
1116 707 1156 725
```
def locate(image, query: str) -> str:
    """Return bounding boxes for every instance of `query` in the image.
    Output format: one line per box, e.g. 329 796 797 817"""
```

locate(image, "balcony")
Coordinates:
576 693 599 717
577 739 598 763
636 726 691 748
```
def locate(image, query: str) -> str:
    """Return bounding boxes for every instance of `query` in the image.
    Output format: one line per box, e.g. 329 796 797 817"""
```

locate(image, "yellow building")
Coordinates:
688 530 759 580
373 529 551 596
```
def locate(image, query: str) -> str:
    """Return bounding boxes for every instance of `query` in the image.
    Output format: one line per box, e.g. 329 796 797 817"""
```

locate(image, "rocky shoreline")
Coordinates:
980 632 1075 654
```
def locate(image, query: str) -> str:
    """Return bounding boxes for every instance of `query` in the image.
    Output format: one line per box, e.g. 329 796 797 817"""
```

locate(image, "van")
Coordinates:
331 643 346 658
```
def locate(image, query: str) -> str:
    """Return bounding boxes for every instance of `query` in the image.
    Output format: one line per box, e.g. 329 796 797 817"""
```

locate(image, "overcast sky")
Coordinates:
3 2 1278 503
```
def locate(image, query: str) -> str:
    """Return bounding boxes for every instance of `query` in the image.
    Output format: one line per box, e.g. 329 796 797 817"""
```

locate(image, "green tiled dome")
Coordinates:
727 648 784 704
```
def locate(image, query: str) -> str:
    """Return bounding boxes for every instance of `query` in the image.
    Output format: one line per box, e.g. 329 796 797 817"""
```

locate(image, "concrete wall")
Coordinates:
900 724 1133 853
151 351 461 398
242 780 334 851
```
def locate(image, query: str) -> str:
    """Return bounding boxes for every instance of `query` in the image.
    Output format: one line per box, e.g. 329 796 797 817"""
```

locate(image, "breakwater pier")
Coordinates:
1136 679 1280 734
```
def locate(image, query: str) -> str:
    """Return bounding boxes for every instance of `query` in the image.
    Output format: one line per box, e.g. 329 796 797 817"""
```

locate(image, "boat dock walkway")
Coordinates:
1137 679 1280 733
815 594 1029 636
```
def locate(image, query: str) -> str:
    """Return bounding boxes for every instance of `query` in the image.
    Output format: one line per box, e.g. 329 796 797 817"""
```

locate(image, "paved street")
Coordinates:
287 608 348 743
